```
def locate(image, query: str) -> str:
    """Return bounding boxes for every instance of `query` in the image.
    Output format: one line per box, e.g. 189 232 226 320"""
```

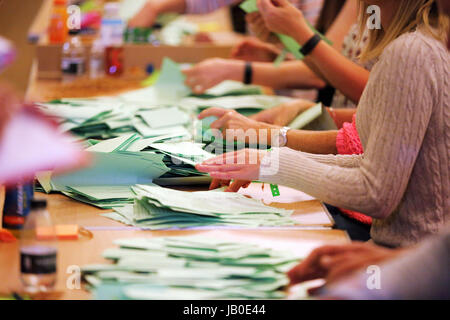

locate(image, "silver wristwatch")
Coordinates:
277 126 291 147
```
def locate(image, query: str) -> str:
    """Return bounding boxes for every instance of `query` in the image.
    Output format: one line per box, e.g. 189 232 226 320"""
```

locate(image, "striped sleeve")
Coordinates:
185 0 242 14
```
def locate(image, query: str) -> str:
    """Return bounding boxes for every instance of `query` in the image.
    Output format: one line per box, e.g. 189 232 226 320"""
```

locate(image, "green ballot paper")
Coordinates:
102 185 296 229
288 103 338 131
240 0 332 61
82 236 303 300
288 102 323 129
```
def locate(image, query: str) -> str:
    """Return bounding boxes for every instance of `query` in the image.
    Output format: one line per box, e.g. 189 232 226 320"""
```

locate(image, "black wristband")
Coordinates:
244 62 253 85
300 34 321 57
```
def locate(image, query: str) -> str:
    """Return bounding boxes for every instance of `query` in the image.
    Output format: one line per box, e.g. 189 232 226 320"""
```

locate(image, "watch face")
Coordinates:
276 128 287 147
278 134 285 147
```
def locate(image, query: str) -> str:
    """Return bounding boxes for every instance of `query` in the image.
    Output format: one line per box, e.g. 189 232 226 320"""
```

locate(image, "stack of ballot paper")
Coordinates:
35 135 218 207
102 185 295 229
37 59 272 140
193 80 263 98
181 95 294 115
37 98 194 140
82 236 302 299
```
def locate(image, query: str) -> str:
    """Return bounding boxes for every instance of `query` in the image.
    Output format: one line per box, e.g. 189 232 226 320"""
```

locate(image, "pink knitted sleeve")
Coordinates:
336 114 364 155
335 115 372 225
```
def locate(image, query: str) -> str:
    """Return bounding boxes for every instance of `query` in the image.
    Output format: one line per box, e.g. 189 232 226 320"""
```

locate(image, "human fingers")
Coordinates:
210 112 236 130
225 180 251 192
198 107 229 120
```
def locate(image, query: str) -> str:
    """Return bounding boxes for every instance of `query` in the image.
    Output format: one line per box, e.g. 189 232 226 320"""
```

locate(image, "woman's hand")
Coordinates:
209 179 251 192
183 59 244 94
287 243 406 294
246 12 279 44
250 99 316 126
231 37 281 62
196 148 267 182
257 0 313 44
199 107 278 144
128 2 161 28
0 83 22 139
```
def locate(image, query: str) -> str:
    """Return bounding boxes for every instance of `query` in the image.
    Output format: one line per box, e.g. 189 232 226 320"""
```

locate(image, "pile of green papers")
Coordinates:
148 141 215 166
193 80 263 98
288 103 338 131
82 236 302 299
145 140 216 183
103 185 295 229
36 134 219 207
37 58 270 140
37 98 194 140
62 185 136 209
182 94 294 115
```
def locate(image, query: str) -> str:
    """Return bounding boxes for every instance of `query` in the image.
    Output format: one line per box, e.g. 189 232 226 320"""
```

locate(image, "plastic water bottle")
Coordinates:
20 199 58 293
61 29 86 82
89 39 104 79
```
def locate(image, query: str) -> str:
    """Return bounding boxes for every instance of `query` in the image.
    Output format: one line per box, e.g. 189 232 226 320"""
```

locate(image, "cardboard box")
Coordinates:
35 42 234 80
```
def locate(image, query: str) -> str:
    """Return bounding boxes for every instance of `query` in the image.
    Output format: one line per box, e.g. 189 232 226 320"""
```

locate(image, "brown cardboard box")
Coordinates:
35 42 235 80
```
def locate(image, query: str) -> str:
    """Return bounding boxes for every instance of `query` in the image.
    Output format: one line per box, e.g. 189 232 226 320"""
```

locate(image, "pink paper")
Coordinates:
0 108 85 185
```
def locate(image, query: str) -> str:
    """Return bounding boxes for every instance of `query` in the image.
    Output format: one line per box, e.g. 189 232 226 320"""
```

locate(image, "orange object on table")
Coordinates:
48 0 68 44
36 224 79 240
56 224 79 240
0 229 16 242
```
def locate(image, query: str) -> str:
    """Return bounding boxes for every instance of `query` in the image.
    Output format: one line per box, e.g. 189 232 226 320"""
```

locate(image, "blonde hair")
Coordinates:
358 0 449 61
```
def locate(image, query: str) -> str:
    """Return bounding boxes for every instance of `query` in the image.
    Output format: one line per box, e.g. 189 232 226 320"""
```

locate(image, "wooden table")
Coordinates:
0 227 349 300
0 189 347 299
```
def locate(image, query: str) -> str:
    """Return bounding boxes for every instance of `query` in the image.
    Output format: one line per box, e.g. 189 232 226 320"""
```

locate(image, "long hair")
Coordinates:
358 0 449 61
315 0 347 33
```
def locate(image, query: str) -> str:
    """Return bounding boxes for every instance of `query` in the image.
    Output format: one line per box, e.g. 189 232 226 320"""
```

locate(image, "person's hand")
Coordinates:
199 107 278 144
231 37 281 62
250 99 316 126
257 0 313 43
183 58 243 94
196 148 267 182
128 1 161 28
209 178 251 192
287 243 406 294
246 12 279 44
0 83 22 139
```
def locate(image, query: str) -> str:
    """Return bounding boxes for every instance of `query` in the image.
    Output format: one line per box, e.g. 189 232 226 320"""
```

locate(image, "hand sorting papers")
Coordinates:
82 236 302 299
103 184 295 229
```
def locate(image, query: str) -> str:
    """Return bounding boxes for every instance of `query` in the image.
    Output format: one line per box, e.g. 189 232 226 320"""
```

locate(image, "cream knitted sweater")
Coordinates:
259 30 450 247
